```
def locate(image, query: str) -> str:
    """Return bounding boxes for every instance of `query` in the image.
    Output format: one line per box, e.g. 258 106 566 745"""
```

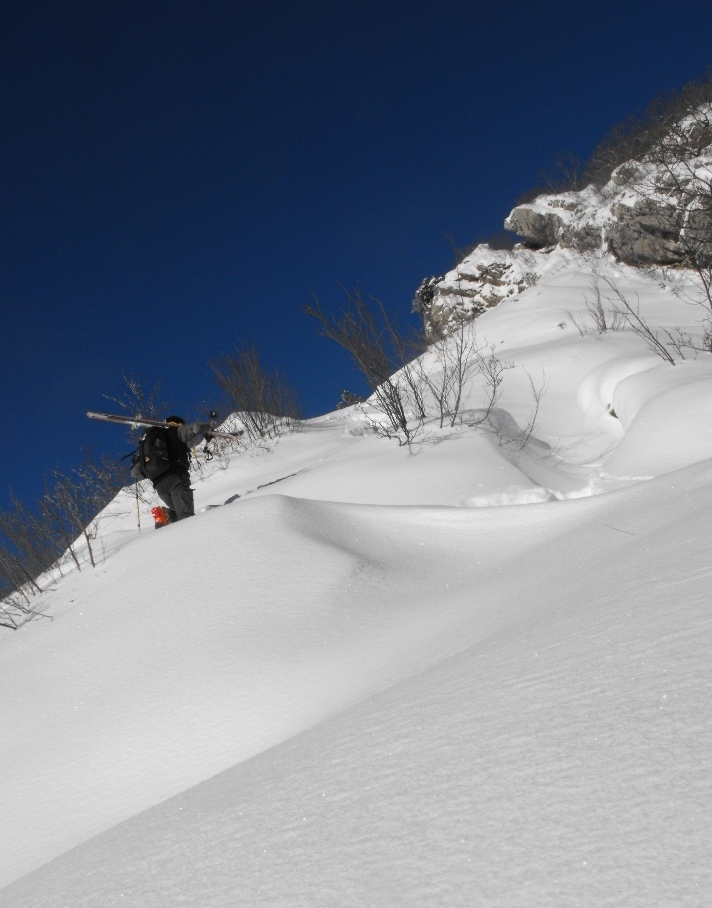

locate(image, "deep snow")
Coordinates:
1 250 711 907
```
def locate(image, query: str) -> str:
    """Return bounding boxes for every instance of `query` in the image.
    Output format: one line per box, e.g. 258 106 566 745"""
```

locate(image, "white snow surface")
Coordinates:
1 251 711 907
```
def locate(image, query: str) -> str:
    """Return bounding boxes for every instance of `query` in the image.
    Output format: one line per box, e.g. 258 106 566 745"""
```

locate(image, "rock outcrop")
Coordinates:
505 105 712 269
504 189 692 267
413 247 540 338
415 104 712 337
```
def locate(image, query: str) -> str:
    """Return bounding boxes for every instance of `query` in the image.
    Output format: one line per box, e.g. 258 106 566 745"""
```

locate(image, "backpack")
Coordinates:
131 427 173 481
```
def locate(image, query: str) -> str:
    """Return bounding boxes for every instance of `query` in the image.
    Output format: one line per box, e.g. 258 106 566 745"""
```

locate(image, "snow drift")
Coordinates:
1 249 711 907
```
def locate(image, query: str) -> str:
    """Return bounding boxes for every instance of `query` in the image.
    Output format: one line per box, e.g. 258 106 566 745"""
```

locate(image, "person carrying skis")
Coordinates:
131 415 213 523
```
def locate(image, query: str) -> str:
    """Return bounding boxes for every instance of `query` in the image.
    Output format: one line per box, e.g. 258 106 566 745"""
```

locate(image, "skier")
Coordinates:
131 415 213 523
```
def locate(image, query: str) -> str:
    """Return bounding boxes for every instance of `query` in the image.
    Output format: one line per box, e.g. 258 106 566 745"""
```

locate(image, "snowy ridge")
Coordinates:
1 250 711 906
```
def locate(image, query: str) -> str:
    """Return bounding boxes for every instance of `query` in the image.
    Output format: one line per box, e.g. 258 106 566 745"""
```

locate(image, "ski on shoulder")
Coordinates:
86 411 244 441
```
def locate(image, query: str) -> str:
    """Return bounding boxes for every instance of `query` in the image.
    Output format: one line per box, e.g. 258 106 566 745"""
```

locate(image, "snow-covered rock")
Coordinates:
506 104 712 269
414 244 543 337
419 107 712 338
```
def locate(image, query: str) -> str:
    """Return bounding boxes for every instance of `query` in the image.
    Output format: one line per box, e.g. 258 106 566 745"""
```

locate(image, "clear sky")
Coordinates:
3 0 712 508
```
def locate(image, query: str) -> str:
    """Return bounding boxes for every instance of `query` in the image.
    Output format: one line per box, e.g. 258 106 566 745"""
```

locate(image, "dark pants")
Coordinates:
154 471 195 522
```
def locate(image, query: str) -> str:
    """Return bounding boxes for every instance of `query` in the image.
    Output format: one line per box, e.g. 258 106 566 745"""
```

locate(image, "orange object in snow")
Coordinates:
151 506 170 528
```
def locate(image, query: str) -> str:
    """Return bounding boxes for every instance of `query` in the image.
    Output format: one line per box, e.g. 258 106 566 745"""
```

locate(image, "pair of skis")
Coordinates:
86 411 244 441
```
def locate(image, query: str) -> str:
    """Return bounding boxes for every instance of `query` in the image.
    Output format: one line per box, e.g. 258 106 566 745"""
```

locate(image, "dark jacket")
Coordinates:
130 421 211 482
170 421 210 473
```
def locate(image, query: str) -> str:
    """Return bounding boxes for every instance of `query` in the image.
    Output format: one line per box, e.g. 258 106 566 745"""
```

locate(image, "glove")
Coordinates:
204 432 214 442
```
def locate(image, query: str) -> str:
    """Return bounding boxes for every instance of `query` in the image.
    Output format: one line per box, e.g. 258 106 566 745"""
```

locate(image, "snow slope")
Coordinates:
1 251 711 907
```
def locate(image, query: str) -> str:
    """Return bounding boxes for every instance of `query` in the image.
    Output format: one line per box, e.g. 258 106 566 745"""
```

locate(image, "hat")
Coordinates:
165 415 185 424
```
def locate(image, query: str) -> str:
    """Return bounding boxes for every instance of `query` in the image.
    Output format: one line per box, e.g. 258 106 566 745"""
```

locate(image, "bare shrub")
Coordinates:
636 104 712 343
463 349 515 430
600 277 677 365
586 70 712 187
464 366 548 457
0 509 44 615
1 495 60 583
414 326 488 428
210 343 301 443
0 494 61 628
509 368 548 452
517 68 712 201
305 289 545 452
73 449 128 513
0 450 129 627
36 451 127 575
306 290 428 447
103 374 169 436
568 277 626 336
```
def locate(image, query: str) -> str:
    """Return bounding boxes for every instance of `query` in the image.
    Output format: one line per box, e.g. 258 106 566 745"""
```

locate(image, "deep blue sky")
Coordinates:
3 0 712 508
